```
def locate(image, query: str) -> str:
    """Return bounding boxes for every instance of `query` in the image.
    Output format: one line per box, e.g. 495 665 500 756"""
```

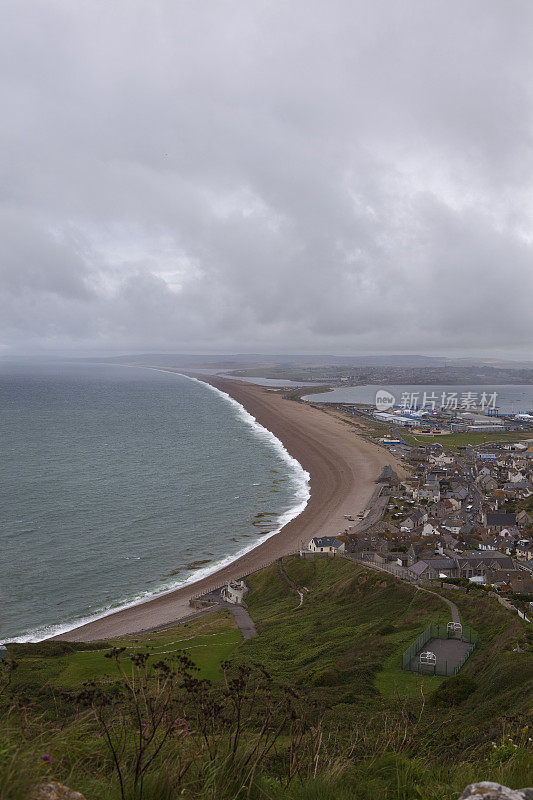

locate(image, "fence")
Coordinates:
401 623 478 677
401 625 433 669
348 553 419 582
489 591 531 623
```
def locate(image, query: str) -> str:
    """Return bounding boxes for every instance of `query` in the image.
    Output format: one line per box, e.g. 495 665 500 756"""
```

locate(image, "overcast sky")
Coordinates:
1 1 532 357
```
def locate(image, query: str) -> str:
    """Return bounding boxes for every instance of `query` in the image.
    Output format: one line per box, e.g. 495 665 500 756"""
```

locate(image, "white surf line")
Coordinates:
2 365 310 645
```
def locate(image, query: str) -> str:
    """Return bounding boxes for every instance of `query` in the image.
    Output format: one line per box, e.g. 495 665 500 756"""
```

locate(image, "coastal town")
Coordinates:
204 388 533 639
309 402 533 622
4 0 533 793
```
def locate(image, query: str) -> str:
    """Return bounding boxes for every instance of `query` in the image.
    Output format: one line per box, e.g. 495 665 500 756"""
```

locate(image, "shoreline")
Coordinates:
55 375 403 642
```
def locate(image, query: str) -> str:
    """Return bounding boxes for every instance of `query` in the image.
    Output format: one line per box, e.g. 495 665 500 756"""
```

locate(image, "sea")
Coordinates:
0 363 309 643
303 384 533 414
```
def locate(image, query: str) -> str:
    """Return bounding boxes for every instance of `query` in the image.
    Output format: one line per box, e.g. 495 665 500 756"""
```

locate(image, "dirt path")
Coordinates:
415 586 461 625
225 604 257 640
342 554 461 625
277 558 305 609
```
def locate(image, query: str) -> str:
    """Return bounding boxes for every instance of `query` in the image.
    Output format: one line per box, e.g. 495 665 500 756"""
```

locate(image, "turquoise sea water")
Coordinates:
0 363 308 642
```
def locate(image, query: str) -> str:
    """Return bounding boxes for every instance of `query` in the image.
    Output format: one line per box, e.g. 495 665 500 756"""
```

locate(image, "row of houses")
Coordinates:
341 435 533 595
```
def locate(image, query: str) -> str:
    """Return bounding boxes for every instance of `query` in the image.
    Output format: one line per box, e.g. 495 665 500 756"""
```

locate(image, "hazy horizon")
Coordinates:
2 351 533 368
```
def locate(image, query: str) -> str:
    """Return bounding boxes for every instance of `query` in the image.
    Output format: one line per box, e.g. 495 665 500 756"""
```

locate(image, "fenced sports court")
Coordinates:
401 622 478 677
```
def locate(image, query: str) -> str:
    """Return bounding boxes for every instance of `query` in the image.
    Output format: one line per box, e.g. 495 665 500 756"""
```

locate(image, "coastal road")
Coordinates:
346 485 389 535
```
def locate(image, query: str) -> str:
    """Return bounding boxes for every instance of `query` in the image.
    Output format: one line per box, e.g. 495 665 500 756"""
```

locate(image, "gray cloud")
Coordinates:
1 0 532 356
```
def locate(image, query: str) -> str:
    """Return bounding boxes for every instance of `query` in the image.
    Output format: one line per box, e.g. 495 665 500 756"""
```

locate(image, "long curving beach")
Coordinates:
58 376 403 641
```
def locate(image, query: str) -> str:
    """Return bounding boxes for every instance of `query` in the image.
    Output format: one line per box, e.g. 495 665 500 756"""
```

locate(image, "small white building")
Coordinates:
307 536 345 553
221 579 248 604
373 412 421 427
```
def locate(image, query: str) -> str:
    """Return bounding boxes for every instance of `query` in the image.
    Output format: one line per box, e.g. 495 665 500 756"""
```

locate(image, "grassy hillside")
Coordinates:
1 558 531 800
7 610 240 694
243 558 450 697
401 430 532 451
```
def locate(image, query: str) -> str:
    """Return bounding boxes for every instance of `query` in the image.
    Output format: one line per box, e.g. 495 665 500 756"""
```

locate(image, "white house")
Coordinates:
429 452 455 466
221 579 248 604
421 522 439 537
308 536 345 553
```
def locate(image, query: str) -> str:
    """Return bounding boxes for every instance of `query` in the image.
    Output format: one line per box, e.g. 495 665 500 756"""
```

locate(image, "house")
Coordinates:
477 466 492 478
478 535 504 552
485 512 517 531
424 557 457 577
449 482 469 501
442 514 464 535
408 557 456 580
516 510 532 529
428 452 455 466
416 482 441 502
401 479 419 498
509 577 533 595
308 536 345 554
408 560 433 579
407 543 437 565
503 480 532 495
498 527 519 539
400 509 427 531
482 570 523 590
427 501 449 520
516 541 533 561
477 474 499 492
347 538 378 557
421 522 439 537
507 469 526 484
484 568 524 583
389 551 409 567
369 551 394 566
440 532 460 551
221 580 248 604
442 497 462 511
455 551 515 578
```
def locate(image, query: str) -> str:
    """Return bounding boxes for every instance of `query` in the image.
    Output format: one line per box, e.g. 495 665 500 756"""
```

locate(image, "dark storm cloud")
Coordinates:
1 0 532 355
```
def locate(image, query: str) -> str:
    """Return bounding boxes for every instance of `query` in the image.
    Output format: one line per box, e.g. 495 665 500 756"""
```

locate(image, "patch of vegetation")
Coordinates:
242 558 448 695
5 610 241 696
283 385 333 402
1 558 531 800
402 430 531 451
431 674 478 706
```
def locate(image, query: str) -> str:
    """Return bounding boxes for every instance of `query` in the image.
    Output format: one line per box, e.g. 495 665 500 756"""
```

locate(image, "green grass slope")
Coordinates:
1 558 531 800
6 609 241 696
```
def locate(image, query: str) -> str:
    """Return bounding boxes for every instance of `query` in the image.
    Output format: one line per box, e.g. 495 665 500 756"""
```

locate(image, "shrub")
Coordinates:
377 624 396 636
308 665 340 686
431 675 478 707
8 641 102 658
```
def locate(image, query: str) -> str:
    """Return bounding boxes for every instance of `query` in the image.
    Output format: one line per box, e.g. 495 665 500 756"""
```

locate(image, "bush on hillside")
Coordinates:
377 624 396 635
431 674 478 707
9 640 102 658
